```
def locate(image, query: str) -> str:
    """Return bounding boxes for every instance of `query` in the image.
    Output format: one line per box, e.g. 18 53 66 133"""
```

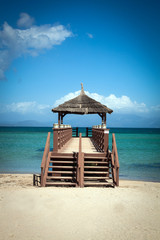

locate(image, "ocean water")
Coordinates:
0 127 160 182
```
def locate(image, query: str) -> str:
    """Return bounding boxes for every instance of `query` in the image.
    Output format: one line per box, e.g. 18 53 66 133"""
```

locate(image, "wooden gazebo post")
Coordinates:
61 114 63 124
60 113 66 125
58 113 60 127
98 113 106 126
103 113 106 125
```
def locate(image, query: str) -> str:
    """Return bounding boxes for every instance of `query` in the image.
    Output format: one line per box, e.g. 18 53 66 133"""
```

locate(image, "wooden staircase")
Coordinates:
42 152 114 187
45 153 77 187
83 153 114 187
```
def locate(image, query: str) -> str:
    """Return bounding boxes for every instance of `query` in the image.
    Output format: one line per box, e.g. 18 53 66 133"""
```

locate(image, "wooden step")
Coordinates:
50 156 75 160
51 154 75 159
84 171 109 174
50 161 75 164
47 176 74 180
84 166 109 169
51 153 75 156
84 176 112 180
84 153 106 157
48 171 75 174
48 166 75 169
84 182 113 186
45 182 76 186
84 156 107 160
84 161 108 164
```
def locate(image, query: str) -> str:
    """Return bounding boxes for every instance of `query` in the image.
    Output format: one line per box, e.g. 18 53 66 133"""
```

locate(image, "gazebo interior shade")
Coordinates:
52 84 113 115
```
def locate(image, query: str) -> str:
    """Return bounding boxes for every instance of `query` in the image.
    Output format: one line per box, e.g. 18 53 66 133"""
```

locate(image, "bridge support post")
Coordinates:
104 129 109 153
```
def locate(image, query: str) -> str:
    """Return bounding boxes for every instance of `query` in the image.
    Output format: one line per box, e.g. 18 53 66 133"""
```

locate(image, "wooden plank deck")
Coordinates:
59 137 99 154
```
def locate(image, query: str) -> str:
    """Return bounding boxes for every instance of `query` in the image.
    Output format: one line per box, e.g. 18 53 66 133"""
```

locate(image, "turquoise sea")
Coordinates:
0 127 160 182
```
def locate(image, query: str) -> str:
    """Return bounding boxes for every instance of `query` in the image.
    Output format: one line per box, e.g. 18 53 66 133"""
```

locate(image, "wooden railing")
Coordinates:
41 132 51 187
77 133 84 187
110 133 119 186
72 127 92 137
92 128 109 152
53 127 72 152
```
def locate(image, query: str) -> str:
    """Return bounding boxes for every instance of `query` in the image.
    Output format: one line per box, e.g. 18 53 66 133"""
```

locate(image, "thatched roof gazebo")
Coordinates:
52 83 113 127
39 84 119 188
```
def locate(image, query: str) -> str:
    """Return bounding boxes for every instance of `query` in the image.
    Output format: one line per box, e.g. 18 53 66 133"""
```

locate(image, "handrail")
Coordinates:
111 133 120 186
41 132 51 187
77 133 84 187
92 128 109 152
53 127 72 152
42 152 51 187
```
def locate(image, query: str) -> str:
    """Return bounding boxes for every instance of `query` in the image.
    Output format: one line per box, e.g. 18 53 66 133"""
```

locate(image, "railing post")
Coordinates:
112 133 120 187
76 154 80 187
104 129 109 153
116 168 119 186
43 152 51 187
78 133 82 187
41 168 44 187
53 129 58 152
80 153 84 187
86 127 88 137
76 127 78 137
77 133 84 187
41 132 51 187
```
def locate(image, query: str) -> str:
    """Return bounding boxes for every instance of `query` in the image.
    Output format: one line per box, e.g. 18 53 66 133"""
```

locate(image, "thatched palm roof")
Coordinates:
52 84 113 115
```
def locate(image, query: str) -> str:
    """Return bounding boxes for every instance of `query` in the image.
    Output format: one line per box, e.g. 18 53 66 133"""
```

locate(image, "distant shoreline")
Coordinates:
0 126 160 129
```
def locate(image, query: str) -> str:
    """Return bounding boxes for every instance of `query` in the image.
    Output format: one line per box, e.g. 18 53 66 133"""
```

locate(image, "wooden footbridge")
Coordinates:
41 127 119 187
40 84 119 187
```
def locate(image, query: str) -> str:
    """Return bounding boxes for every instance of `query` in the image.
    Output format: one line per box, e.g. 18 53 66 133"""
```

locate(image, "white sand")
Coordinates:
0 174 160 240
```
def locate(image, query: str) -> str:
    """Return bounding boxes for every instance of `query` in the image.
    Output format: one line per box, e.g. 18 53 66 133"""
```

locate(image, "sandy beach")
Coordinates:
0 174 160 240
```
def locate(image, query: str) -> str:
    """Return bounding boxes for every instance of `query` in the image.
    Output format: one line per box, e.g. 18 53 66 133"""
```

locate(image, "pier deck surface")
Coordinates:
59 137 99 154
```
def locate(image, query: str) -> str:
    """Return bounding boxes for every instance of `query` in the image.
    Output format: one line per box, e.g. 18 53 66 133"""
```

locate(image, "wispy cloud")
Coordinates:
54 90 152 114
151 105 160 112
86 33 93 39
0 13 73 80
0 101 51 114
17 13 35 28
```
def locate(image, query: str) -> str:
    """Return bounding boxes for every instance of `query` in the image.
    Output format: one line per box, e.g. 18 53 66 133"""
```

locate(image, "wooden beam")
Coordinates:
103 113 106 125
61 113 67 124
61 115 63 124
58 113 60 127
98 113 103 118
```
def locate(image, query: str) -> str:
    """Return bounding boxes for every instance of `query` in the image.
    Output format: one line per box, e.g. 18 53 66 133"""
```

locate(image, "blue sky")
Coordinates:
0 0 160 127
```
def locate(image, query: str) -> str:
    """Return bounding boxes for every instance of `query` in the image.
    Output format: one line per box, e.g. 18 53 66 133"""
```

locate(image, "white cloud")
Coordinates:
151 105 160 112
54 90 80 107
54 90 149 114
86 92 149 113
0 49 11 80
0 13 73 80
0 93 159 116
0 101 51 114
87 33 93 39
17 13 35 28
